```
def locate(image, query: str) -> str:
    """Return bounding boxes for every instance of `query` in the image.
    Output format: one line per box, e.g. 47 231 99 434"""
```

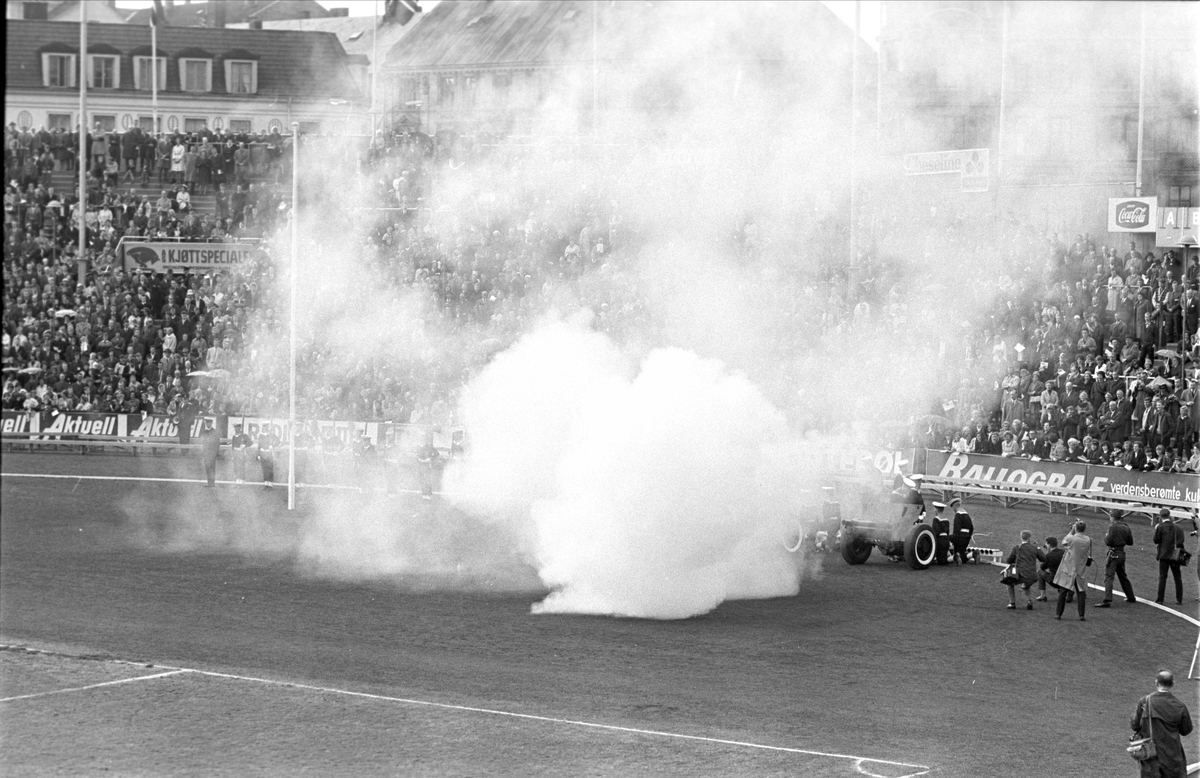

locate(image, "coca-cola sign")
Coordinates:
1115 201 1149 228
1108 197 1156 233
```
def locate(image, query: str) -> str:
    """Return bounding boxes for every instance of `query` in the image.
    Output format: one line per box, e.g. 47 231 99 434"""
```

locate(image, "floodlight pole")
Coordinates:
77 0 87 287
288 122 298 511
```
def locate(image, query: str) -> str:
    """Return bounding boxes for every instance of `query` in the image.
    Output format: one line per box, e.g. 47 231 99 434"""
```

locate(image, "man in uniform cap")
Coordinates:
949 497 975 565
1098 509 1136 607
930 501 950 565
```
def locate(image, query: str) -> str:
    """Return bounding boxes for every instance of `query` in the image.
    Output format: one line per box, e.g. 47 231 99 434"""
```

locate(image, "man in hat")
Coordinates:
930 501 951 565
1098 509 1136 607
949 497 974 565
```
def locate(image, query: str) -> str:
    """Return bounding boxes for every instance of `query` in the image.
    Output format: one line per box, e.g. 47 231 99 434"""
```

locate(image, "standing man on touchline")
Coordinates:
1098 509 1135 607
199 418 220 487
1153 509 1186 605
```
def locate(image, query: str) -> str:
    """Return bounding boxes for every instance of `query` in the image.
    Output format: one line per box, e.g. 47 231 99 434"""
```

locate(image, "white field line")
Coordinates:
0 471 421 494
173 667 931 775
983 559 1200 628
0 669 189 702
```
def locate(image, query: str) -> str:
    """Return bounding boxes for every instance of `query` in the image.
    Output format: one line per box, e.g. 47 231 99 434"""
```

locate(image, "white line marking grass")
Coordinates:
181 667 933 776
0 669 189 702
0 471 419 494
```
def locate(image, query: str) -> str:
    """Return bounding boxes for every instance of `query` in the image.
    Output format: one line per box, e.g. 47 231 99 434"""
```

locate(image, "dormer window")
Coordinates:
132 47 168 91
89 54 119 89
177 48 214 93
40 44 78 88
221 50 260 95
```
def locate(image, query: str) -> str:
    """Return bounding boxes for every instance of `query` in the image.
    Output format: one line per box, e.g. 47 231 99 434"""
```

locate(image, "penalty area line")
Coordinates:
185 668 932 774
0 669 189 703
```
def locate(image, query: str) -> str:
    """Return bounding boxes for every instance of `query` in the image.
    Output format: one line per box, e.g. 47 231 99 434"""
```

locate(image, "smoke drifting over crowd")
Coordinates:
125 2 1194 618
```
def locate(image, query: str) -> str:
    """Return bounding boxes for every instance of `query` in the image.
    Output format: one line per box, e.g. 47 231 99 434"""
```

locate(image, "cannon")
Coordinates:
837 475 937 570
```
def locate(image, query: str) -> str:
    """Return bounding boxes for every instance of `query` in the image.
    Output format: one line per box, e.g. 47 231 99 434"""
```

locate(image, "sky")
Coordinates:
113 0 883 50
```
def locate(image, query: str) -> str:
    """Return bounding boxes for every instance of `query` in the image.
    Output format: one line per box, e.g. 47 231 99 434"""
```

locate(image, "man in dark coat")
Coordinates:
1098 509 1136 606
949 497 974 565
199 417 220 487
1153 509 1186 604
257 427 279 489
1035 536 1065 601
229 423 252 483
1131 670 1192 778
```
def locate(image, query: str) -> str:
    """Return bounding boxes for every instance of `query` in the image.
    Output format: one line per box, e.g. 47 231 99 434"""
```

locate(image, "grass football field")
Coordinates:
1 452 1197 777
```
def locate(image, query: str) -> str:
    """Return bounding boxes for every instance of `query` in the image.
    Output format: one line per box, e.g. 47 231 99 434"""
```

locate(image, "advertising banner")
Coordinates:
1155 206 1199 248
122 242 258 273
0 411 222 441
230 417 389 447
926 450 1200 507
1107 197 1157 233
1 410 40 435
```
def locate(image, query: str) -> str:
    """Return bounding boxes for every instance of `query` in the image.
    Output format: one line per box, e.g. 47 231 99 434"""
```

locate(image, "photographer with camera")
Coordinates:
1097 509 1136 607
1053 521 1093 621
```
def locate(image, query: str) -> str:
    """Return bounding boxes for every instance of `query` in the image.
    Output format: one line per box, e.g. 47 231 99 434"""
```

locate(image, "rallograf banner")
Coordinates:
122 242 258 273
926 450 1200 507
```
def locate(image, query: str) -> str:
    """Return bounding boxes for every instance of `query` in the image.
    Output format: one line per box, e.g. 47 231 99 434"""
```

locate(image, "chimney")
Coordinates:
23 0 49 20
212 1 226 27
328 8 350 17
249 19 263 29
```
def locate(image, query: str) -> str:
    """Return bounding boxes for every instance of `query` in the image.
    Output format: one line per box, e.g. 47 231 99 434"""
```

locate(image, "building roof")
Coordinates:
228 14 421 61
383 0 868 71
122 0 333 27
5 19 364 103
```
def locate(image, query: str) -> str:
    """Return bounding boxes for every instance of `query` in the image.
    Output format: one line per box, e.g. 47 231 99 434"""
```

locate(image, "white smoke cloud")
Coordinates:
447 316 813 618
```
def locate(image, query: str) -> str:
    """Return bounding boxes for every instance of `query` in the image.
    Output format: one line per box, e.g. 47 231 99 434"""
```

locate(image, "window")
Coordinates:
397 76 420 105
462 75 478 108
1165 116 1199 154
184 117 208 133
1167 186 1196 208
48 113 72 130
138 116 161 133
298 121 321 135
226 61 257 94
134 56 167 91
229 119 252 134
492 73 510 102
180 59 212 92
89 55 118 89
92 115 116 132
43 53 76 87
438 75 456 107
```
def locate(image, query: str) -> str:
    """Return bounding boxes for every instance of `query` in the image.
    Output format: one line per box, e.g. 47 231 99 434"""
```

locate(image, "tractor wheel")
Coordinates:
904 523 936 570
841 535 872 565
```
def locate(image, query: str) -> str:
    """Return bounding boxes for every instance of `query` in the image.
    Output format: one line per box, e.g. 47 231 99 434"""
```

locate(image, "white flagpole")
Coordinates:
1135 3 1146 196
152 18 158 135
77 0 88 287
288 123 299 511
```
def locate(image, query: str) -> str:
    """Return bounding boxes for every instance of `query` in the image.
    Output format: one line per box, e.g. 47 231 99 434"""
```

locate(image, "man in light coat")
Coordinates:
1053 520 1093 620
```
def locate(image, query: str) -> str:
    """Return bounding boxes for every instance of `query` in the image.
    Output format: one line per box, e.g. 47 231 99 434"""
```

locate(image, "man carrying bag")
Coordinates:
1129 670 1192 777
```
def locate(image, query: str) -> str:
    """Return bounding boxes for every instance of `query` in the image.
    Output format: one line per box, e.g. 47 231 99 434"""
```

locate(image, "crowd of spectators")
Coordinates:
3 120 1199 474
